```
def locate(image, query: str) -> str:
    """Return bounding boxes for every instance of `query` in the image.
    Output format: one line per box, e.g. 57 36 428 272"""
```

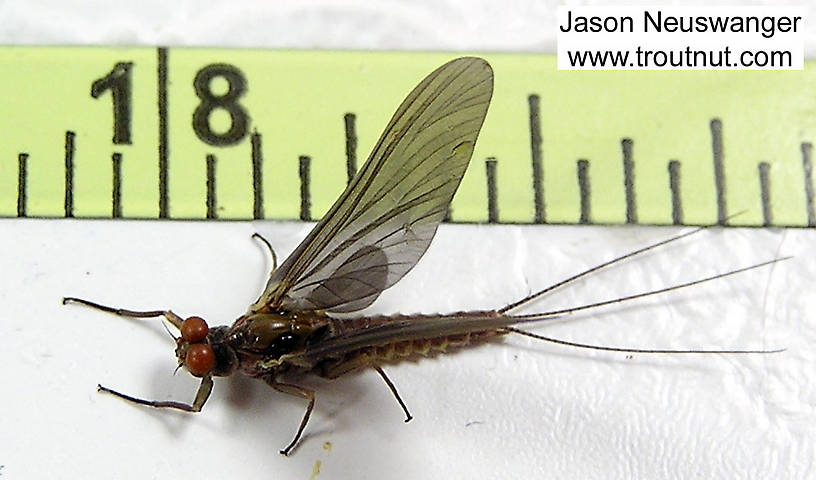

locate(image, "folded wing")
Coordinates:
252 57 494 313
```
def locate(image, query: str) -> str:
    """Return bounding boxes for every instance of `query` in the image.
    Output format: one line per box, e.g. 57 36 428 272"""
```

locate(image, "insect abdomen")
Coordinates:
308 310 514 376
370 330 502 362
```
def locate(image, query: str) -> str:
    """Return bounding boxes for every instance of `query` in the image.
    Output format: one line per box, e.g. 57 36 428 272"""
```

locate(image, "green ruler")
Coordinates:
2 47 815 226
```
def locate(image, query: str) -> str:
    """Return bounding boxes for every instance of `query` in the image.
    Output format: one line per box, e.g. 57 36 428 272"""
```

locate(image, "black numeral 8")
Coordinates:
193 64 249 146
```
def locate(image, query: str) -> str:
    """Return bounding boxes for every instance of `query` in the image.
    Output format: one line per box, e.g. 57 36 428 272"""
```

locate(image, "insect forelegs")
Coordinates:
251 232 278 270
97 375 214 412
62 296 183 330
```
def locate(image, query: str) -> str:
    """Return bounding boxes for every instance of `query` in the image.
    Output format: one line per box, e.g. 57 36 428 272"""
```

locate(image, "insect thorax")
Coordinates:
226 311 330 376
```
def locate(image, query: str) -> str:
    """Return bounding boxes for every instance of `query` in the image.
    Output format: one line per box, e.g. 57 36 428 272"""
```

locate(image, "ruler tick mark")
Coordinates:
758 161 772 226
206 154 217 219
112 153 122 218
344 113 358 185
158 47 169 219
710 118 727 225
64 131 75 218
17 153 27 217
485 158 498 223
801 142 814 227
577 159 590 224
668 160 683 225
299 155 311 221
621 138 636 224
528 94 544 223
251 132 264 220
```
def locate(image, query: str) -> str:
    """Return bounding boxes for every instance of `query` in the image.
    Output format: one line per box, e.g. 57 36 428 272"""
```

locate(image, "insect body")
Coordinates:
64 57 781 455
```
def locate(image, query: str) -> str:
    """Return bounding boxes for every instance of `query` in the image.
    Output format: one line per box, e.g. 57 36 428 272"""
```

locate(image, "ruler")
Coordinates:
2 47 815 226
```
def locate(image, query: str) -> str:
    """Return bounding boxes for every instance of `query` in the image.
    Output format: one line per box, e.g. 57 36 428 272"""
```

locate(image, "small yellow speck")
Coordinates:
323 441 332 452
309 460 321 480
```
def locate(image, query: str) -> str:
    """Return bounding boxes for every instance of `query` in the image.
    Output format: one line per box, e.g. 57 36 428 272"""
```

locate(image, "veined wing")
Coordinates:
251 57 493 313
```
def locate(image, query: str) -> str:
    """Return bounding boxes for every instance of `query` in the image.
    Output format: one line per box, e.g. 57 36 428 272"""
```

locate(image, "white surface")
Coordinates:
1 1 814 479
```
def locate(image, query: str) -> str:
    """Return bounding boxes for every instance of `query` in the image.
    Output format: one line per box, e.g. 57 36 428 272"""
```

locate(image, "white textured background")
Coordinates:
0 1 814 479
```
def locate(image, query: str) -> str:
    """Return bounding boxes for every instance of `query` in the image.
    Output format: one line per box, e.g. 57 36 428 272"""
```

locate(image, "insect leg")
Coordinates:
266 378 315 456
62 296 183 329
319 355 413 422
373 365 413 422
97 375 214 412
251 232 278 270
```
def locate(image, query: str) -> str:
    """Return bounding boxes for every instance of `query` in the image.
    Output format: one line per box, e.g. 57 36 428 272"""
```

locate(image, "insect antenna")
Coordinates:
161 320 178 341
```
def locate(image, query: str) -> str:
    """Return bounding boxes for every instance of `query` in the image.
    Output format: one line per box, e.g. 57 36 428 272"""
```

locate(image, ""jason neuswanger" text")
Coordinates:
559 10 802 39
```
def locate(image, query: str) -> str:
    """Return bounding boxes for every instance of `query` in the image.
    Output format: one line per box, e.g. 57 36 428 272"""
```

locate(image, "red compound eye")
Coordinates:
181 316 209 343
185 343 215 376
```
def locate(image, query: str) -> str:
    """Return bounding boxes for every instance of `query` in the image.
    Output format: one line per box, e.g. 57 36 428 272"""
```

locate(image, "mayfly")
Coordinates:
64 57 783 455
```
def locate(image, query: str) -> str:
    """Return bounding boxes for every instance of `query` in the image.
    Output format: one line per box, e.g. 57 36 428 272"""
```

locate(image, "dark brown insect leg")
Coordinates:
62 296 183 329
266 378 315 456
97 375 213 412
374 365 413 423
251 232 278 270
320 357 413 423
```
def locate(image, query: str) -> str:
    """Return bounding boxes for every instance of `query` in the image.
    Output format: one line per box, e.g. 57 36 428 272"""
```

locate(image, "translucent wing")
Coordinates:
251 57 493 313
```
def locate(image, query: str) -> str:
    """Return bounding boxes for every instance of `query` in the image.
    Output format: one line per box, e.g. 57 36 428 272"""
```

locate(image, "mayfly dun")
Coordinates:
63 57 784 455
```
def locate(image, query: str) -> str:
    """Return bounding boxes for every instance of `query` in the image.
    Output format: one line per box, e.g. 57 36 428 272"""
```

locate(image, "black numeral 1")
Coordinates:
91 62 133 145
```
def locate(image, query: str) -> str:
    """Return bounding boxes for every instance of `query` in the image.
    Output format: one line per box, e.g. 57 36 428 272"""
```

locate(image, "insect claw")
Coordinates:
280 438 300 456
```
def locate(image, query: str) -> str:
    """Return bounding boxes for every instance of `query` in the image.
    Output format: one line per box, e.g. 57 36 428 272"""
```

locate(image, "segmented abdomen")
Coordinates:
310 310 514 377
367 329 503 362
